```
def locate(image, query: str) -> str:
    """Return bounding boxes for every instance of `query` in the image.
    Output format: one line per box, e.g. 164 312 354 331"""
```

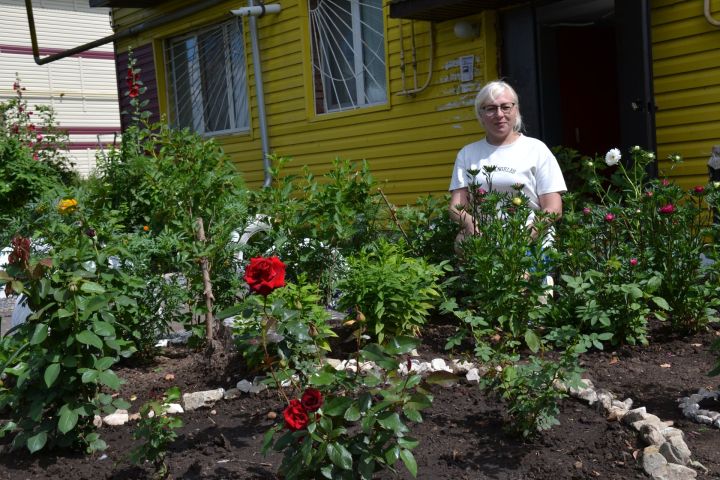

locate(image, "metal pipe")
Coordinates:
705 0 720 27
242 0 276 188
24 0 231 65
231 4 282 17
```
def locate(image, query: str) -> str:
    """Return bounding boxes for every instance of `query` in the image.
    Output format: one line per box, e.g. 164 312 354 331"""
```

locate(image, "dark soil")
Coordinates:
2 319 720 480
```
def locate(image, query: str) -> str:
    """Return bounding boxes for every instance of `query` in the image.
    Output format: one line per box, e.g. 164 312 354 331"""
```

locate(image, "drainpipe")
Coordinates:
232 2 281 188
24 0 232 65
705 0 720 27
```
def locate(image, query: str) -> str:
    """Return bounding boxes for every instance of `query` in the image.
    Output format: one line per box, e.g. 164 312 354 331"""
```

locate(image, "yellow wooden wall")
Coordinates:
651 0 720 188
112 1 497 206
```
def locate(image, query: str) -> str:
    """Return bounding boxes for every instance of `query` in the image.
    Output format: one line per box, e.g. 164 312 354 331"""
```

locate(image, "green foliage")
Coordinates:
395 194 457 264
263 336 431 480
130 386 184 480
0 78 76 229
248 156 382 302
337 240 446 344
481 351 584 438
0 202 138 453
224 277 336 381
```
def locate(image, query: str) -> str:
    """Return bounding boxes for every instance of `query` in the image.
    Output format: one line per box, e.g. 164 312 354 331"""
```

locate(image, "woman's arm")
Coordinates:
449 188 475 246
538 192 562 217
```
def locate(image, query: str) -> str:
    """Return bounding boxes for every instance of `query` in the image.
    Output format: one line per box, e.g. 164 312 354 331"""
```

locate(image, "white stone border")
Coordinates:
678 388 720 429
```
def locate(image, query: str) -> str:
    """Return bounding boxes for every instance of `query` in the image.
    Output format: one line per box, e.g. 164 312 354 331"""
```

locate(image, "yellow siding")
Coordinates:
112 1 497 205
651 0 720 189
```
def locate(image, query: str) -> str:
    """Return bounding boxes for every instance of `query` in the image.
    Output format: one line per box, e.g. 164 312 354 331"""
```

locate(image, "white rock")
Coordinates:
642 445 668 474
622 398 634 409
683 403 699 417
154 339 169 348
715 418 720 429
632 414 663 431
659 442 687 465
450 359 475 374
251 377 269 393
661 427 684 440
324 358 343 370
696 415 713 425
237 379 253 393
623 407 648 425
183 388 225 411
103 409 129 426
640 424 665 446
165 403 184 414
430 358 452 373
93 415 103 428
224 388 241 400
650 463 697 480
607 406 627 422
465 368 481 384
411 360 431 374
359 361 376 373
596 390 614 410
577 388 598 404
667 435 692 464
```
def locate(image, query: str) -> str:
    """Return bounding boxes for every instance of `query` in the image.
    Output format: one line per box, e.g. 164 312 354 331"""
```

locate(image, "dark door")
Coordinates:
499 0 656 165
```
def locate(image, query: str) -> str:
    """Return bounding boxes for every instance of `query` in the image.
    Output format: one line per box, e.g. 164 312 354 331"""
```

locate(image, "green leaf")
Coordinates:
525 329 541 353
98 370 122 390
327 442 353 470
398 437 420 449
308 370 336 386
93 321 115 337
30 324 48 345
424 371 459 387
344 403 361 422
384 444 400 464
384 336 420 355
26 431 47 453
76 330 103 350
94 357 115 371
81 369 99 384
377 412 408 434
57 406 78 434
651 296 671 311
80 282 105 294
44 363 61 388
323 397 353 416
400 449 418 477
402 406 422 423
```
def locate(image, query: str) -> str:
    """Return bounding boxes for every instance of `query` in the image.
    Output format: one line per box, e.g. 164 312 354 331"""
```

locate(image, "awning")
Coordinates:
389 0 528 21
89 0 168 7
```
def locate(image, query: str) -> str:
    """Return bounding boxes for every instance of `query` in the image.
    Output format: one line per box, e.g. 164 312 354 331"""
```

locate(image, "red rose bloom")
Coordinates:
244 256 286 296
300 388 323 412
659 204 676 215
283 399 309 431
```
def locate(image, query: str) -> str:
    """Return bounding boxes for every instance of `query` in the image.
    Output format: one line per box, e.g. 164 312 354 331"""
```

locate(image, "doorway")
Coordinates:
499 0 656 161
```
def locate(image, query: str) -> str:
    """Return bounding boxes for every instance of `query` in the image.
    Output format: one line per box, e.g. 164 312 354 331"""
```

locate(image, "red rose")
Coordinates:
244 256 286 296
300 388 323 412
283 399 309 431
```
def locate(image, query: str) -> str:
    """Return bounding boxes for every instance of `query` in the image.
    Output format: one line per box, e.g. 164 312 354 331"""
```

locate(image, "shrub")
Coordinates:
337 240 446 344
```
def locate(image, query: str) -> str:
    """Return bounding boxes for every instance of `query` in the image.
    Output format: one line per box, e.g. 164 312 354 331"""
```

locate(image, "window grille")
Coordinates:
166 19 249 135
309 0 387 114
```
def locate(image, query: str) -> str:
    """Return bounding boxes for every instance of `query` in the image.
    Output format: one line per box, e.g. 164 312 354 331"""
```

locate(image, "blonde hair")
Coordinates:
474 80 523 132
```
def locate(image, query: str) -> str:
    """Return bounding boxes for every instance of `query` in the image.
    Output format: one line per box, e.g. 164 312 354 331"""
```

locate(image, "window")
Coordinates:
309 0 387 114
167 19 249 135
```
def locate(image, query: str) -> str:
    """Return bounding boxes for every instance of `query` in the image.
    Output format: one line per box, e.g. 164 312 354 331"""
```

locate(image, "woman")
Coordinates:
449 80 567 246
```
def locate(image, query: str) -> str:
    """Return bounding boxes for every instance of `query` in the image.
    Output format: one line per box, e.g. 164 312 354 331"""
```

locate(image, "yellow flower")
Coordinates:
143 225 150 232
57 198 78 215
512 197 523 206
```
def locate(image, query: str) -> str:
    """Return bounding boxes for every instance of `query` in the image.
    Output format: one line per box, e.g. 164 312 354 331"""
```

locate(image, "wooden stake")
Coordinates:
195 217 215 342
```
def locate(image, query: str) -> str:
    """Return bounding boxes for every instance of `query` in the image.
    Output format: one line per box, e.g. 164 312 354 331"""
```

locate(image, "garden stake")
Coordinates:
194 217 216 342
378 188 410 244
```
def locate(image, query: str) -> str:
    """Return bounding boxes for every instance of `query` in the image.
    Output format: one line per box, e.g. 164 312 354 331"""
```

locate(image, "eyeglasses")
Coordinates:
480 103 515 116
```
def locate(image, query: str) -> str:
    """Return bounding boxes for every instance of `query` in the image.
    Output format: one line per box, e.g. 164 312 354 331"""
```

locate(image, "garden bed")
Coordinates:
1 318 718 480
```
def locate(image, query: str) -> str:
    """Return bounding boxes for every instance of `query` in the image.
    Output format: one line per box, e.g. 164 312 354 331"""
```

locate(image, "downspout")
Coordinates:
232 2 281 188
24 0 232 65
705 0 720 27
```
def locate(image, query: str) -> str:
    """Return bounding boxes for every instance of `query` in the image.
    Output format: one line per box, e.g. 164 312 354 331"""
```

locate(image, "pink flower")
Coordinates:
630 258 638 267
661 179 670 187
36 133 43 142
645 191 653 197
604 213 615 222
582 207 591 216
659 204 676 215
693 185 705 194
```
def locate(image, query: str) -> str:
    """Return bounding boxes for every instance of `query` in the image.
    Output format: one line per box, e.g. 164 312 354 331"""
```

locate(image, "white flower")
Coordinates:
631 145 641 152
605 148 621 166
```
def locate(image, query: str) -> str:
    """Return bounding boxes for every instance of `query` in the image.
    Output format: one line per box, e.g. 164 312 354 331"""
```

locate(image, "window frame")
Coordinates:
165 18 251 137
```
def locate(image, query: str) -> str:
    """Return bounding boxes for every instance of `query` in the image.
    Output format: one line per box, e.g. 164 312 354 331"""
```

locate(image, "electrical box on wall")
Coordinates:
459 55 474 82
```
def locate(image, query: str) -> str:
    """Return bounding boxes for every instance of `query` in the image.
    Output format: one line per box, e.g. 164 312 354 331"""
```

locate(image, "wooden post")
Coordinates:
194 217 215 342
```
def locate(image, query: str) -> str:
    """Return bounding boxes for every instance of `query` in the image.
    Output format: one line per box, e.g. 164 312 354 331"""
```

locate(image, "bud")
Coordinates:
85 228 96 238
630 258 638 267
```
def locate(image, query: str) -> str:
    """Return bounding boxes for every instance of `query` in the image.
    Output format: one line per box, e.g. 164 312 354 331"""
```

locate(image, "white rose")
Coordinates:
605 148 621 166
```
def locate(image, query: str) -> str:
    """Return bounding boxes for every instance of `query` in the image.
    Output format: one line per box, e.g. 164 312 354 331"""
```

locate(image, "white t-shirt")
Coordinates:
449 134 567 211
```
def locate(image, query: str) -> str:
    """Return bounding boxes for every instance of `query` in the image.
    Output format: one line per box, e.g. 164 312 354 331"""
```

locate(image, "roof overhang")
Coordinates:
389 0 528 21
89 0 168 7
